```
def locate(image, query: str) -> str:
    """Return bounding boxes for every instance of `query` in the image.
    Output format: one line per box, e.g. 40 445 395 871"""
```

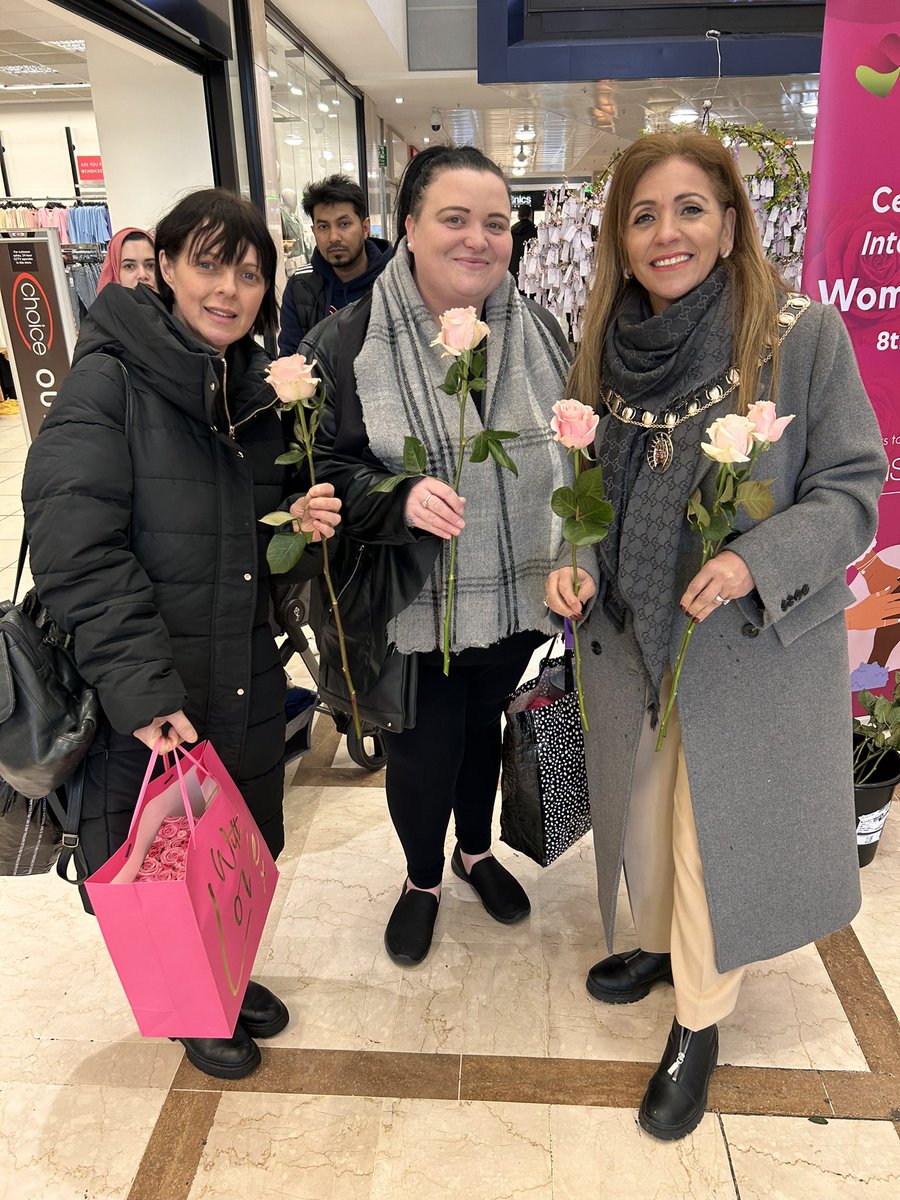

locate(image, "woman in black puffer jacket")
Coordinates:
22 189 340 1080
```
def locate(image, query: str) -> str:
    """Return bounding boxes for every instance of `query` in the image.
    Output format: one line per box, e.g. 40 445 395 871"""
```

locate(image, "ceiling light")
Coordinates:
801 101 818 115
395 96 404 104
322 150 334 160
0 65 58 76
290 85 303 96
45 39 86 53
317 100 330 112
0 81 89 91
511 166 527 177
342 161 355 171
514 125 536 143
284 133 303 146
670 106 699 125
327 112 337 118
513 144 530 165
331 98 340 106
268 68 278 78
423 136 430 144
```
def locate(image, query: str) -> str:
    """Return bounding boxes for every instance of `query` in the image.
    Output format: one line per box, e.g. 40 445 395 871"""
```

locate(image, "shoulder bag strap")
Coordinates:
48 760 89 885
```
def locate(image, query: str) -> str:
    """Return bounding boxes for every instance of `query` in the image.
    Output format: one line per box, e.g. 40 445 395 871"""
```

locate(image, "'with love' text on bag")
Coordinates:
86 741 278 1038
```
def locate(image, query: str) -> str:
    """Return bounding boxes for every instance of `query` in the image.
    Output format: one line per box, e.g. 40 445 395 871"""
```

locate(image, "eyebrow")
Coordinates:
629 191 709 215
435 205 509 221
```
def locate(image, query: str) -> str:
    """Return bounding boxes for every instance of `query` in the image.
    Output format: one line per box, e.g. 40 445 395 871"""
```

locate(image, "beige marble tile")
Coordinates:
187 1092 382 1200
535 833 608 946
851 813 900 1017
370 1098 552 1200
260 933 401 1050
723 1114 900 1199
389 939 549 1056
721 946 868 1071
551 1105 737 1199
0 1035 181 1089
0 1082 166 1200
546 940 672 1062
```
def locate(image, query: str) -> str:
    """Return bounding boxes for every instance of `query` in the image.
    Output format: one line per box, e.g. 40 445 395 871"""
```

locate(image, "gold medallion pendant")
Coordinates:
647 430 674 473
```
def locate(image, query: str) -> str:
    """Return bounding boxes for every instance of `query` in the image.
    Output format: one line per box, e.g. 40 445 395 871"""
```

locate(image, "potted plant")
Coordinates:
853 672 900 866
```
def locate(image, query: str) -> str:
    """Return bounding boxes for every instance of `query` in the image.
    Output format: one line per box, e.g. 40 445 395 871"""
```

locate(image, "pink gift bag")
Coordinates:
85 741 278 1038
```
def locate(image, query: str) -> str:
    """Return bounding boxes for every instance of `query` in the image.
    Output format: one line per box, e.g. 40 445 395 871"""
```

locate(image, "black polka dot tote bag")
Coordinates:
500 647 590 867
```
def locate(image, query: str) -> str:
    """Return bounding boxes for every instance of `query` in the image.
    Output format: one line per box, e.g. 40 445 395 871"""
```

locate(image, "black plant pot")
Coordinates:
853 736 900 868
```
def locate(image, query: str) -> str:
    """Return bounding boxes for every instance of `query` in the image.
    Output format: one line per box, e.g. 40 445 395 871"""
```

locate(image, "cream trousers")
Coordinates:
623 679 745 1030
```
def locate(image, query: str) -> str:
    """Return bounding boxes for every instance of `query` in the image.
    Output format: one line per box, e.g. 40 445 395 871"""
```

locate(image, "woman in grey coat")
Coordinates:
545 133 886 1141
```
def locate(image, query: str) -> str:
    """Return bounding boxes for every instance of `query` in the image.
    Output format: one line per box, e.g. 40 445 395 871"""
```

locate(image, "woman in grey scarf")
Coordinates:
548 133 886 1141
303 147 575 967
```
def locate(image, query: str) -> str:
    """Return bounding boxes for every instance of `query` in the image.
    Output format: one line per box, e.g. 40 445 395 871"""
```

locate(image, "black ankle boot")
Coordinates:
638 1019 718 1141
171 1021 261 1080
239 980 289 1038
586 948 673 1004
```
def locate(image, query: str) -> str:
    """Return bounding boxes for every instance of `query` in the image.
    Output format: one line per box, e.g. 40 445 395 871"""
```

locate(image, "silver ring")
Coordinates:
421 493 432 510
715 593 730 606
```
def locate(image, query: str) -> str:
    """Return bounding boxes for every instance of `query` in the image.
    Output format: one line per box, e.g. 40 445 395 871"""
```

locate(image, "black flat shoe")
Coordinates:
586 948 673 1005
171 1021 261 1080
240 979 289 1038
450 844 530 924
638 1019 718 1141
384 884 439 966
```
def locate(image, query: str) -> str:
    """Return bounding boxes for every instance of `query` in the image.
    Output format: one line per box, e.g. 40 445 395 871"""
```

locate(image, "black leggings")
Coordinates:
384 637 539 888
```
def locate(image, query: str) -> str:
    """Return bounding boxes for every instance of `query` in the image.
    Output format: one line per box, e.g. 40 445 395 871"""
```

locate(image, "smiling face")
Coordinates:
623 156 735 314
118 237 156 290
405 167 512 318
158 233 266 352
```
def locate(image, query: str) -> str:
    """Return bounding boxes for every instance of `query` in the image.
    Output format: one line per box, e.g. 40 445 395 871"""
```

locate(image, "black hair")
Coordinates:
301 175 367 223
154 188 278 338
122 230 153 247
394 146 510 247
517 204 533 221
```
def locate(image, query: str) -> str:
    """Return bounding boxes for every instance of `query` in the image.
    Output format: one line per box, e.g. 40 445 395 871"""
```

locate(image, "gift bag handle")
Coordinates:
121 740 199 846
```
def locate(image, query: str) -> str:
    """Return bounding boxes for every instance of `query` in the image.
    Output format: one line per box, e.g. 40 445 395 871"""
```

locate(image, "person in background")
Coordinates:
301 145 579 968
509 203 538 282
548 131 886 1142
277 174 391 355
23 188 340 1082
98 227 157 291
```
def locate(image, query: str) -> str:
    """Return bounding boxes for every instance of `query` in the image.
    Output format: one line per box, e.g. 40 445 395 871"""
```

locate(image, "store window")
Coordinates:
266 20 362 276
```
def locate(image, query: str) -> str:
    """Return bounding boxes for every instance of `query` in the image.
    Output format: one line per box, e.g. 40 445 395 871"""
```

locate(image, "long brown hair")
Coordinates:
568 132 788 414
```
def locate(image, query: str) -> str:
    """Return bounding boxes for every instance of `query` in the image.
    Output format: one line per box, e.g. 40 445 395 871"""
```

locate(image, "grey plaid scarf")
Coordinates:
355 241 570 654
595 268 734 708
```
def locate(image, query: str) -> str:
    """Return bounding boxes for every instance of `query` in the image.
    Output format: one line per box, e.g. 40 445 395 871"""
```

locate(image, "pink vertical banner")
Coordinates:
802 0 900 700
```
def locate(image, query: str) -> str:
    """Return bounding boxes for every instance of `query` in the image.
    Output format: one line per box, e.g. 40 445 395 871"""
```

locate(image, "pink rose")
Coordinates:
701 414 755 463
430 307 490 358
266 354 320 404
746 400 795 444
550 399 599 450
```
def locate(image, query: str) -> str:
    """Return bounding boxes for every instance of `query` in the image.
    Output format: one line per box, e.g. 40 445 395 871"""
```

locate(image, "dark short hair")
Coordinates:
154 188 278 338
302 175 367 223
394 146 510 246
122 230 153 247
517 204 533 221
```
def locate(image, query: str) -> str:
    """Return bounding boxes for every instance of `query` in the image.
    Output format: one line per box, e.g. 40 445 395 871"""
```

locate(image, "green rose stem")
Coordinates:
442 357 471 676
570 451 588 732
291 400 362 741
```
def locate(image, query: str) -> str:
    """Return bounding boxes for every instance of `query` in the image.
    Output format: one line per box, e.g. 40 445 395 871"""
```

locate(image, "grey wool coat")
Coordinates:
581 299 887 973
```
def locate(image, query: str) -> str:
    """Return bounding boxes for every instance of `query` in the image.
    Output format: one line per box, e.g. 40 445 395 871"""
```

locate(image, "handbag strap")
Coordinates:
51 761 89 885
538 634 575 693
12 532 27 606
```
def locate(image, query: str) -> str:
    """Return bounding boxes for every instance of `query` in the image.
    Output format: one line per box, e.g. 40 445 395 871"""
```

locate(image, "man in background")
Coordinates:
278 175 391 355
509 203 538 283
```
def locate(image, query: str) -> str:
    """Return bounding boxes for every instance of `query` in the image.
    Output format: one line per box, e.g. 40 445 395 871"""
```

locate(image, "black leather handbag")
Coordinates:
0 541 98 800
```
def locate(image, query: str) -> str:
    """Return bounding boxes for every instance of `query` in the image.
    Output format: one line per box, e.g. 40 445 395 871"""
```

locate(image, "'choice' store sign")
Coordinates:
0 237 74 440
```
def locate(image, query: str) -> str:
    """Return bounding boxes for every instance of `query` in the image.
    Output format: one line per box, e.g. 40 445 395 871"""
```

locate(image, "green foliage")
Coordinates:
403 436 427 475
265 529 311 574
553 464 613 547
853 671 900 784
736 479 775 521
258 511 295 527
275 449 304 466
469 429 520 476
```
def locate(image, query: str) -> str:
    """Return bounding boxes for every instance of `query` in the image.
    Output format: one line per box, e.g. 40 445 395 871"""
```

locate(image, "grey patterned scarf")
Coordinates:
355 242 570 653
595 268 734 707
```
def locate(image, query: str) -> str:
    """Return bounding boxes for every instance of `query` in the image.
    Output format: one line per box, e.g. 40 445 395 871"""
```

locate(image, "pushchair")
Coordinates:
274 582 387 771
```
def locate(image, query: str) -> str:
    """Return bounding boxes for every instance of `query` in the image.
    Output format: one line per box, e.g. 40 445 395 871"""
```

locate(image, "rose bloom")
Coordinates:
746 400 795 444
266 354 320 404
550 398 599 449
701 414 755 463
430 307 490 358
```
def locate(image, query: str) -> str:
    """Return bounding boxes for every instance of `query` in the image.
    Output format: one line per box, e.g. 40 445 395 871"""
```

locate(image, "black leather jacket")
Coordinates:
300 294 569 724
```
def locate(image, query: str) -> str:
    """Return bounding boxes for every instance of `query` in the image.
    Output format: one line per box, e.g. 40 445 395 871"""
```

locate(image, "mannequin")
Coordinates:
280 188 310 262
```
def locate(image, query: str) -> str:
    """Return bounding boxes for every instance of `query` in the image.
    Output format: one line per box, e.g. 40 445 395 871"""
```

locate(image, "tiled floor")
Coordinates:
0 408 898 1199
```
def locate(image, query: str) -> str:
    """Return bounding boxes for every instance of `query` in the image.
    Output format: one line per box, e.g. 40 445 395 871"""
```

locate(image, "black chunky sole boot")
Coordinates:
586 948 673 1004
638 1019 718 1141
170 1021 261 1080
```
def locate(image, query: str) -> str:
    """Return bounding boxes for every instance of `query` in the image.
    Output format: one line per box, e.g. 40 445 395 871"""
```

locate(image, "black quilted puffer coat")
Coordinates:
22 282 299 871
